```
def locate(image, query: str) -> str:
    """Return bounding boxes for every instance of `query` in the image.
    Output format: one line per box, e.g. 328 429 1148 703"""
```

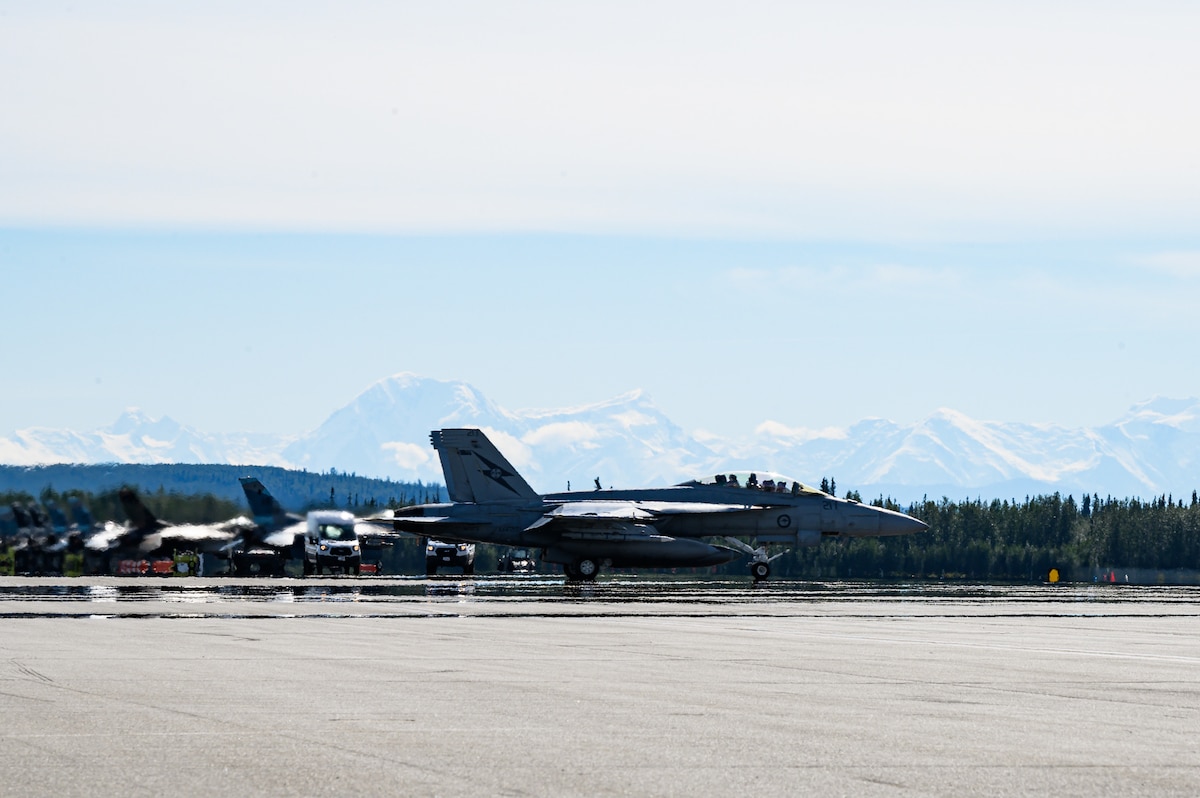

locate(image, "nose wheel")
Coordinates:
724 537 788 582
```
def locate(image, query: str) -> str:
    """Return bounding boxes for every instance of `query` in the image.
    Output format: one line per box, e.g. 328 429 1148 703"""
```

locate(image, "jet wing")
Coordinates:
536 500 766 523
127 524 240 555
84 522 131 551
526 501 724 537
391 515 491 526
526 500 788 541
390 515 495 545
263 520 306 549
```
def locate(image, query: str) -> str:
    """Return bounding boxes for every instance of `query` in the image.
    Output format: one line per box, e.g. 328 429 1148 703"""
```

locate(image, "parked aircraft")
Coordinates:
84 487 252 571
1 502 69 575
393 428 927 581
226 477 306 575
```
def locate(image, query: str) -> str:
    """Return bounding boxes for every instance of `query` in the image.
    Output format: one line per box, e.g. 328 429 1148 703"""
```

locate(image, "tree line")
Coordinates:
7 466 1200 581
0 463 444 515
762 489 1200 581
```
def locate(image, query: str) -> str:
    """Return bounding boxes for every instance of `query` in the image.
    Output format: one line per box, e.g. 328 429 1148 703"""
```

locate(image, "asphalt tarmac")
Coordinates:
2 577 1199 796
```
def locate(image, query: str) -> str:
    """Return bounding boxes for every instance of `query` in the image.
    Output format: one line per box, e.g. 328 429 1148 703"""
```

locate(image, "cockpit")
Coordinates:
678 471 828 497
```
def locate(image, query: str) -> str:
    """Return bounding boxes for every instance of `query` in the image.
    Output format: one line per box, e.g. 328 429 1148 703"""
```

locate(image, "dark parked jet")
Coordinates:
84 487 252 572
225 477 306 575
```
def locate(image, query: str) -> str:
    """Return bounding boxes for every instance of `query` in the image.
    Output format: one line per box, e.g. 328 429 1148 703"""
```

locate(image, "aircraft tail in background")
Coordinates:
69 497 95 531
45 501 70 533
239 477 295 528
118 487 164 533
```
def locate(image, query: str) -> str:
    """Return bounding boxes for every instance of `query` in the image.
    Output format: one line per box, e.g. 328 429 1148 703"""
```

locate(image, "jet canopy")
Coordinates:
679 471 828 497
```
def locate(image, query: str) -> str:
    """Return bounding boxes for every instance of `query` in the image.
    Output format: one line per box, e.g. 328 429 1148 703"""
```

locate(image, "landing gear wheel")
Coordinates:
563 563 579 580
576 558 600 581
751 561 771 582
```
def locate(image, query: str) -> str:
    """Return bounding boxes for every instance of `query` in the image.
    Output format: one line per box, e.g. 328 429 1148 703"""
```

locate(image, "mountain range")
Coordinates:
2 373 1198 501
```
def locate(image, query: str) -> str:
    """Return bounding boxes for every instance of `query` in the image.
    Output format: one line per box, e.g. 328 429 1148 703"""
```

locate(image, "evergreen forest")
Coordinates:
765 489 1200 583
0 463 444 514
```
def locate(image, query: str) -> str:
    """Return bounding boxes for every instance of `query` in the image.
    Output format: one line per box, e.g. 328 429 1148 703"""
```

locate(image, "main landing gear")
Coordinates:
563 558 600 582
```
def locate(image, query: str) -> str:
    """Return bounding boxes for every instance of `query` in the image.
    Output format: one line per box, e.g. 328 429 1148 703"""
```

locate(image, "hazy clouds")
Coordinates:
3 1 1198 237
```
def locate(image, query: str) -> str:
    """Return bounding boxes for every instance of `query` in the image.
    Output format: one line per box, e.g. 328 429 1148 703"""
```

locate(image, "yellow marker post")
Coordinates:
1048 568 1060 584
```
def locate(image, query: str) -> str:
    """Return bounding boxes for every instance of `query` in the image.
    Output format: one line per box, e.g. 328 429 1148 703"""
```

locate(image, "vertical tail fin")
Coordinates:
430 429 538 503
46 501 69 533
239 477 291 528
11 504 32 529
28 505 50 530
68 497 95 531
0 506 17 538
118 487 162 533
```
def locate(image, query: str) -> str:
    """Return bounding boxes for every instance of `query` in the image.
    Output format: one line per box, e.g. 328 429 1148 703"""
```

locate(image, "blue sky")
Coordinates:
3 2 1199 441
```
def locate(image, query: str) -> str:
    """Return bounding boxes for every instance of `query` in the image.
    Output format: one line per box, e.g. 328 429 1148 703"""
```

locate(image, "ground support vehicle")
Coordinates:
425 539 475 575
303 511 361 575
497 547 536 573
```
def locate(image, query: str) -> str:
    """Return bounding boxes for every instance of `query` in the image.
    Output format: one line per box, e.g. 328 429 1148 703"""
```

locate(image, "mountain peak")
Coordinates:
521 388 651 419
108 408 177 435
1116 396 1200 434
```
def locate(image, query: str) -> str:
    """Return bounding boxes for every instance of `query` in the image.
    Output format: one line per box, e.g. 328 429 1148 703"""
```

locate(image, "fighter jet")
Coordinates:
226 477 306 575
393 428 928 581
0 502 65 574
84 487 253 572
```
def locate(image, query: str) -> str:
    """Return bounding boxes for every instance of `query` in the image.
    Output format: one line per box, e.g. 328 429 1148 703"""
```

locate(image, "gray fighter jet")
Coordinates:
393 428 927 581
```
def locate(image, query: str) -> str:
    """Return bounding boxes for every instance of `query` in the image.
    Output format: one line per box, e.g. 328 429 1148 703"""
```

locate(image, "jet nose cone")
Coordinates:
878 508 928 536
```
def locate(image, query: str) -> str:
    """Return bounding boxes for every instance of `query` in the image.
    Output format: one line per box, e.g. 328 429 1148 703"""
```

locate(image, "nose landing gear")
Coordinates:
724 537 789 582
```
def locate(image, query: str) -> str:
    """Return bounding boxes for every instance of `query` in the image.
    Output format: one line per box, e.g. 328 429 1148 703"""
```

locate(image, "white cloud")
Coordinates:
612 411 655 430
479 427 534 471
1136 251 1200 279
523 422 601 449
381 442 431 471
755 420 847 443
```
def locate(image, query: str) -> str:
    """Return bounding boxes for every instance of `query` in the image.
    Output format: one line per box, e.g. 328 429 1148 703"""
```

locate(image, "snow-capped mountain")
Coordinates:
280 373 518 480
736 400 1200 500
2 373 1198 500
0 408 296 471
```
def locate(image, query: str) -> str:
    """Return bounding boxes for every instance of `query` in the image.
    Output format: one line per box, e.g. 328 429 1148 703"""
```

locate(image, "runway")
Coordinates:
3 577 1199 796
